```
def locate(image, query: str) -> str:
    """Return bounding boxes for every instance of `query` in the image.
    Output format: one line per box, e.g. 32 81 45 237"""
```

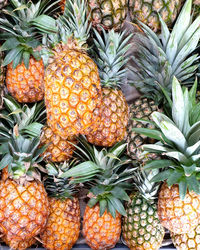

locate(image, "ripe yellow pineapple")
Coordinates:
135 78 200 234
158 182 200 234
0 0 58 103
0 134 49 245
171 224 200 250
86 29 131 147
40 126 77 162
45 0 102 138
2 234 37 250
40 163 80 250
62 138 135 250
129 0 182 32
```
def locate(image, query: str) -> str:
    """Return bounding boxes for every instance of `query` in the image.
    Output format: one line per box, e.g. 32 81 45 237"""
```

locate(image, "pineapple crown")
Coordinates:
92 28 132 88
132 167 161 201
0 129 46 183
133 77 200 199
62 137 135 218
44 161 78 199
128 0 200 105
42 0 91 56
0 95 46 139
0 0 58 68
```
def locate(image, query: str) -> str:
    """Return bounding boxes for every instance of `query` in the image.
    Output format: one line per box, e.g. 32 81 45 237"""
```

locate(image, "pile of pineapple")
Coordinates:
0 0 199 249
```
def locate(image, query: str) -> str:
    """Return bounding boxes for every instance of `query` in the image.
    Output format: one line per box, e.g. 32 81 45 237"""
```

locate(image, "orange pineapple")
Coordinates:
45 0 102 138
63 138 134 250
86 29 131 147
0 0 58 103
40 163 80 250
6 58 44 103
2 235 37 250
0 135 49 244
40 126 77 162
83 205 121 249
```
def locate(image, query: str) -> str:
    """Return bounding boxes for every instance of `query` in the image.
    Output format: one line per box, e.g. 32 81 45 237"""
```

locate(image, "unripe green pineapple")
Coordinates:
122 169 165 250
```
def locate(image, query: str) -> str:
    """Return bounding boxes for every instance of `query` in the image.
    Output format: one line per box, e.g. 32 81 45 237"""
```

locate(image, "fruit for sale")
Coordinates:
40 162 80 250
2 235 37 250
0 132 49 245
62 138 135 250
59 0 128 30
133 77 200 234
44 0 102 138
86 29 131 147
171 224 200 250
129 0 182 32
0 0 57 103
123 169 164 250
127 0 200 161
40 126 77 162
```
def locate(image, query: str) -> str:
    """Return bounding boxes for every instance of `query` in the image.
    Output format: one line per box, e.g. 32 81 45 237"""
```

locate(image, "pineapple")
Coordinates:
62 137 135 250
0 132 49 245
0 0 57 103
127 0 200 161
59 0 128 31
122 169 165 250
134 77 200 234
129 0 182 32
2 235 37 250
86 29 131 147
40 126 77 162
40 162 80 250
0 0 7 9
44 0 102 139
171 224 200 250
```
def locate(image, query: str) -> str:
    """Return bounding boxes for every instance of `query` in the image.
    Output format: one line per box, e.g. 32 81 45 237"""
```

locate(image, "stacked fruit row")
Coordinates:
0 0 199 250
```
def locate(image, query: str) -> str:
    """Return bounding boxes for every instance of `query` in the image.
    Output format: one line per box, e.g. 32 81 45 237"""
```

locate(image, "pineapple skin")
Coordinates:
122 192 164 250
40 126 77 162
6 57 44 103
87 88 129 147
45 49 102 138
0 177 49 242
129 0 182 32
171 224 200 250
2 235 37 250
83 204 121 250
158 182 200 234
59 0 128 31
127 98 158 161
41 197 80 250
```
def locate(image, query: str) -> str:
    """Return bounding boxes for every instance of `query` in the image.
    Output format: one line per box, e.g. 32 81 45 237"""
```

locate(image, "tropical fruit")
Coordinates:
129 0 182 32
134 77 200 234
171 224 200 250
44 0 102 138
40 126 77 162
2 234 37 250
59 0 128 30
0 0 57 103
40 162 80 250
86 29 131 147
127 0 200 161
62 138 135 250
0 133 49 245
122 169 164 250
